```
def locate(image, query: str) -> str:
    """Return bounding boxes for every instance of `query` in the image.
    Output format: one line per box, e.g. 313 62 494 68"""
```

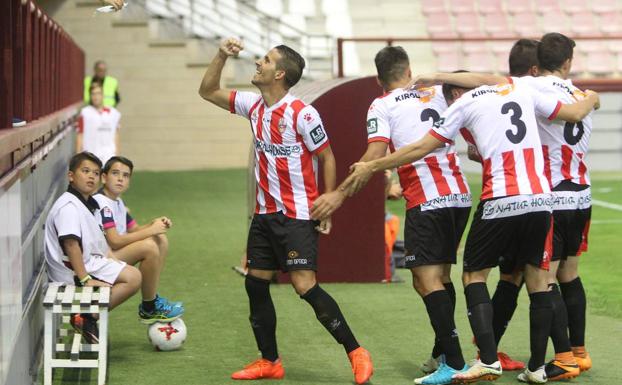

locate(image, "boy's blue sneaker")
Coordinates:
414 362 469 385
139 299 184 324
155 294 183 308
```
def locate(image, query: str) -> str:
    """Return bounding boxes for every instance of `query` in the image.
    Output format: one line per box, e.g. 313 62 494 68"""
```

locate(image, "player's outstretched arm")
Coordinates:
198 38 244 110
555 90 600 123
467 144 482 164
408 72 506 90
310 141 388 220
100 0 124 10
341 133 444 196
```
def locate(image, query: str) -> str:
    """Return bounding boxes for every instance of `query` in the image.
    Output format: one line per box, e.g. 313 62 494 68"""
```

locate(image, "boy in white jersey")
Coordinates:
417 33 595 380
93 156 184 324
44 152 141 343
198 38 373 383
342 75 598 384
311 46 471 384
77 83 121 165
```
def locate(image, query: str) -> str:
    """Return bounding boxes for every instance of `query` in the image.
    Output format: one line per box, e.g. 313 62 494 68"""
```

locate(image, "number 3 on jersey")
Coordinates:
501 102 527 144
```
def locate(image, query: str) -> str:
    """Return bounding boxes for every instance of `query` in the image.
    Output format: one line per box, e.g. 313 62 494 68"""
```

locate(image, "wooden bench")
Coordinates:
43 283 110 385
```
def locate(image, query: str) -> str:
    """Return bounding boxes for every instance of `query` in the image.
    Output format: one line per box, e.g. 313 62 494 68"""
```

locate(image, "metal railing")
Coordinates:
336 36 622 79
136 0 333 74
0 0 85 129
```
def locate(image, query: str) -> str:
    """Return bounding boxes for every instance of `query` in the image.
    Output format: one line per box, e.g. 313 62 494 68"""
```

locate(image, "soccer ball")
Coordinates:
148 318 187 351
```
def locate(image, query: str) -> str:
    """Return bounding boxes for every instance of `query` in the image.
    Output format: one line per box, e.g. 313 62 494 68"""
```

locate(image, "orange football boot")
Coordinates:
348 347 373 384
231 358 285 380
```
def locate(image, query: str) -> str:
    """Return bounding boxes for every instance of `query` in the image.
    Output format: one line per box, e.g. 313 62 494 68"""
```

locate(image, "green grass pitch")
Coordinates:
45 170 622 384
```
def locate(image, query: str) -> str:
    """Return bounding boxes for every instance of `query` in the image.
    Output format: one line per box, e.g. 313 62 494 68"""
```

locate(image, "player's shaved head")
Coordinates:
69 151 102 172
509 39 539 76
442 70 472 104
274 45 305 89
538 33 575 72
374 46 410 86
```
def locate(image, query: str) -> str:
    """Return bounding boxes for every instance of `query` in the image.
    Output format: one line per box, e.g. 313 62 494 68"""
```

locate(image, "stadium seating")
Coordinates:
420 0 622 76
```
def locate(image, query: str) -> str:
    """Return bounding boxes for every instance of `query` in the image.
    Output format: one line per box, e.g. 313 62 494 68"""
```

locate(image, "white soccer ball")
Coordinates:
148 318 187 351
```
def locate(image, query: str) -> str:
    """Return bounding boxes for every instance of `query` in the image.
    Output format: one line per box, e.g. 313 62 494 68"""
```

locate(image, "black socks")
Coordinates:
465 282 497 365
549 284 571 354
301 284 360 354
528 291 553 371
491 279 521 345
245 275 278 361
142 298 156 313
424 289 465 370
431 282 456 359
560 277 586 347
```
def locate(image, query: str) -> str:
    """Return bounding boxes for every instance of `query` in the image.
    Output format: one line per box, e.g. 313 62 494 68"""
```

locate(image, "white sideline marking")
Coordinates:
592 219 622 224
592 199 622 212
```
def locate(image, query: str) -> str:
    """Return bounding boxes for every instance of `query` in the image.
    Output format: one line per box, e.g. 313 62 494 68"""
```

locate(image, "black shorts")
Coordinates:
551 182 592 261
246 212 318 272
464 196 553 273
403 205 471 268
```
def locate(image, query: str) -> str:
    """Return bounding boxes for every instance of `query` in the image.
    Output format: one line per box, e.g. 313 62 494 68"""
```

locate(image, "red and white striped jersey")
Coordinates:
367 86 470 209
518 75 593 188
230 91 329 220
431 80 561 200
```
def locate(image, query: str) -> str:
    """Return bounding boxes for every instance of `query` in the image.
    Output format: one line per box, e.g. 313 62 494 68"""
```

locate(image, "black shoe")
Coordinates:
70 313 99 344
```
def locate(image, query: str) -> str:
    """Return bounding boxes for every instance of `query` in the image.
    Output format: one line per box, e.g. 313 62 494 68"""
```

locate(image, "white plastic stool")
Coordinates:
43 284 110 385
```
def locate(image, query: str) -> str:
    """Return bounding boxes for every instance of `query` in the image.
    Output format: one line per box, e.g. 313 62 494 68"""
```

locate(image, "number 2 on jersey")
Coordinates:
421 108 441 125
501 102 527 144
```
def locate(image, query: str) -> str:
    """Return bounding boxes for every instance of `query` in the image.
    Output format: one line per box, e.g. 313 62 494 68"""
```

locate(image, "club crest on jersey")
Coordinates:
278 118 287 133
418 86 435 103
310 125 326 145
496 82 515 96
304 113 313 123
367 118 378 134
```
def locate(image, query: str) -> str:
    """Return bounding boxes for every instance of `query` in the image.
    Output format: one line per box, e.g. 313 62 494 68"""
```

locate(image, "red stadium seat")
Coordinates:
512 12 539 36
432 41 462 55
569 13 598 37
540 11 569 34
436 51 463 72
600 12 622 36
426 11 457 38
534 0 561 14
448 0 476 14
496 53 509 74
491 41 513 55
608 40 622 55
561 0 589 14
585 51 614 76
465 51 495 72
569 53 585 76
504 0 533 14
462 41 488 53
482 12 515 38
478 0 504 14
422 1 448 15
617 53 622 73
455 12 486 38
592 0 619 15
579 41 606 54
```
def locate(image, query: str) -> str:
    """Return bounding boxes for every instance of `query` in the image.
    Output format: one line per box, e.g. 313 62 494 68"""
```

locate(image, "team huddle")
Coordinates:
197 31 596 385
